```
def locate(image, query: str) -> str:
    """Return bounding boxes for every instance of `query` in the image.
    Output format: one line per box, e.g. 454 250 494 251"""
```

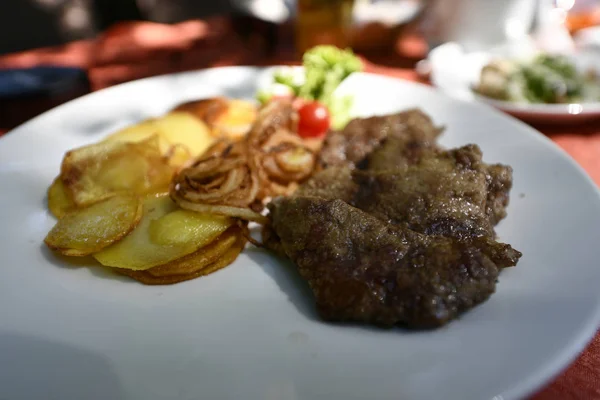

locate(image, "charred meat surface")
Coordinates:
262 166 357 256
360 132 436 171
265 110 521 329
267 197 520 328
353 144 494 240
353 142 513 239
319 109 443 169
485 163 513 226
295 166 357 202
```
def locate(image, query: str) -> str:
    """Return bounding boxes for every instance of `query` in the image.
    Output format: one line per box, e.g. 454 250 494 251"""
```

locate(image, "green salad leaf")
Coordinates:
258 45 363 129
474 53 600 104
298 45 362 105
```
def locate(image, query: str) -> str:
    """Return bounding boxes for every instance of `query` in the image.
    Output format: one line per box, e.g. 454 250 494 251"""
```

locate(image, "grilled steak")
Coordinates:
295 166 357 202
359 131 436 171
267 197 520 328
353 143 509 240
319 109 443 169
485 163 513 225
265 110 521 329
359 137 514 229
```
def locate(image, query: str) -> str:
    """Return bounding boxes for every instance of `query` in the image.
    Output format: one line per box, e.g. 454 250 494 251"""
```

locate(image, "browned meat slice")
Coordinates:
267 196 520 328
319 109 443 169
361 136 514 228
263 166 357 255
352 144 513 240
295 166 357 202
360 133 436 171
485 163 513 225
265 109 521 330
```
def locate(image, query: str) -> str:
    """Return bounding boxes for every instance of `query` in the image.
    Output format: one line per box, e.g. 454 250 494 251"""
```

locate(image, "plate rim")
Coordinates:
5 65 596 173
3 65 600 400
473 92 600 116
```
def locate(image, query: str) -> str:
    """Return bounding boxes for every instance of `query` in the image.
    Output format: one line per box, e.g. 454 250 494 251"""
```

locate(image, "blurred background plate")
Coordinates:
230 0 422 24
429 42 600 123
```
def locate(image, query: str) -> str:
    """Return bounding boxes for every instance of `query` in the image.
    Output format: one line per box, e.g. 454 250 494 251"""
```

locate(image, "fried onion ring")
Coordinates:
172 191 268 224
170 99 317 224
171 139 259 208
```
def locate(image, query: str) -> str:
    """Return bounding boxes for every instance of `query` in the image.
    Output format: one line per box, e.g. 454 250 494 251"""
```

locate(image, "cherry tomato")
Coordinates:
297 101 330 138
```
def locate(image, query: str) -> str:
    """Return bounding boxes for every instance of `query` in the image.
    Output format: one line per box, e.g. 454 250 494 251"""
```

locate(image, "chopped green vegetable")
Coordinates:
298 45 362 105
474 53 600 104
273 72 302 96
521 63 572 103
536 54 578 80
328 95 354 129
257 45 363 128
256 90 273 105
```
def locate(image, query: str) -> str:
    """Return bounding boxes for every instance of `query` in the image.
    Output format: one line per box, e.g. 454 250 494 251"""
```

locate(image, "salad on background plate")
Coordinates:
473 53 600 105
429 42 600 123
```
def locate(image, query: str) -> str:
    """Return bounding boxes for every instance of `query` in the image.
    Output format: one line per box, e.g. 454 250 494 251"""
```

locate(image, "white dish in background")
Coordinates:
574 26 600 50
2 67 600 400
429 42 600 123
230 0 421 25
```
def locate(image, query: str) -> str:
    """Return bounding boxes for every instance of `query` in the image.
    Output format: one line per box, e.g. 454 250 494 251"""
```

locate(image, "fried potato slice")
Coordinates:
44 194 142 256
47 177 75 218
166 144 192 169
212 99 257 140
103 119 171 153
102 112 212 161
61 135 173 206
147 227 239 277
115 236 245 285
172 97 228 123
148 209 232 246
93 194 234 270
173 98 257 141
153 112 213 156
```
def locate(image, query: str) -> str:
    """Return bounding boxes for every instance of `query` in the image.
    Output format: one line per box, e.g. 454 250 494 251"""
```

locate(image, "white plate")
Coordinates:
429 43 600 123
2 67 600 400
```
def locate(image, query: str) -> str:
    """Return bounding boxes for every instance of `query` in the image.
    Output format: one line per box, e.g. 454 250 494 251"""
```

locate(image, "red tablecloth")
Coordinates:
1 18 600 400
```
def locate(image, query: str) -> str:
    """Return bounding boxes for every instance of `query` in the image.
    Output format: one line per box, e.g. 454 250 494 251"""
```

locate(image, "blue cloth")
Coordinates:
0 66 88 99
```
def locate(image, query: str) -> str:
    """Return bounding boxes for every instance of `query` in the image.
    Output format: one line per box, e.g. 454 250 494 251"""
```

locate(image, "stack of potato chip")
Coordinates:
44 101 256 284
172 97 258 141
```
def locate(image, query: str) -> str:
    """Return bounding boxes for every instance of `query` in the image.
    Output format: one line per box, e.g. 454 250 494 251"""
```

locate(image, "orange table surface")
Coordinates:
1 18 600 400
